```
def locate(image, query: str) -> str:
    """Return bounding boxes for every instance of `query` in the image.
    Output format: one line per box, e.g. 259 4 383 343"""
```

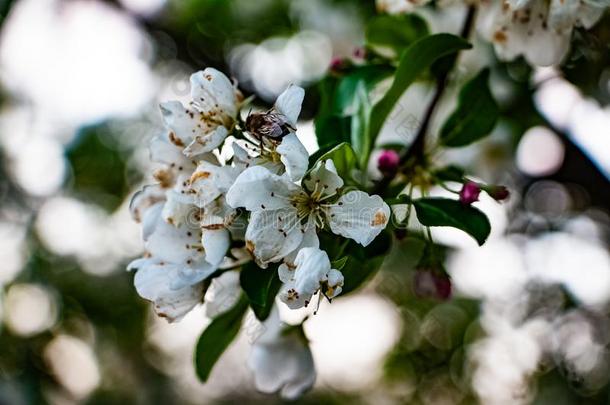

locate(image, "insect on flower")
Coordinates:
243 83 304 145
245 108 296 143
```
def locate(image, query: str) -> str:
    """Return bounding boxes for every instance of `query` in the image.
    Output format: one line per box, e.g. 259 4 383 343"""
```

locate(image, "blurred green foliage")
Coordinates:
66 124 139 212
0 0 609 404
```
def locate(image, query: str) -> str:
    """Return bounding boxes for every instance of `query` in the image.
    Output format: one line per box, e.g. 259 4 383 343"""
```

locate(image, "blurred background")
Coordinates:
0 0 609 404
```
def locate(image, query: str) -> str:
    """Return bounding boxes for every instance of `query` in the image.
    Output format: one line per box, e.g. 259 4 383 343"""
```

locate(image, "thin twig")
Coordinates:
374 5 477 195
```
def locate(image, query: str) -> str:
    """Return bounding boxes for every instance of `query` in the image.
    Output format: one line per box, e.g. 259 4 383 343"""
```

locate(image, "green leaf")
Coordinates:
195 294 248 382
368 34 471 148
331 257 348 271
433 165 465 183
307 142 358 184
240 262 282 321
333 65 393 116
412 198 491 246
377 142 406 152
341 231 392 295
314 77 351 148
351 81 372 169
440 69 499 147
315 66 391 149
365 14 429 58
307 143 336 166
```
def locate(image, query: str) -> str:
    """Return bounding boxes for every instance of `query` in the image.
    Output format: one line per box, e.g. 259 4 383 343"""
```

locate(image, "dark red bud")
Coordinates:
486 185 510 201
413 268 452 300
377 150 400 175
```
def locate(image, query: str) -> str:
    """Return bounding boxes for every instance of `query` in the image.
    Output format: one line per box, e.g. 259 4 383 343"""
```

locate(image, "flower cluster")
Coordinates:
128 68 245 322
129 68 389 320
128 68 390 396
376 0 609 66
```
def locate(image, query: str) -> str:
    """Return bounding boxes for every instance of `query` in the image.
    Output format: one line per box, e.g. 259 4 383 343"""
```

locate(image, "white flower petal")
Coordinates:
276 133 308 182
142 202 164 241
190 68 238 119
326 269 344 299
278 263 293 284
479 0 579 66
149 134 195 169
126 257 152 272
202 228 230 267
145 203 204 264
169 259 217 290
548 0 580 31
231 141 257 170
303 159 344 198
130 185 165 223
149 134 179 164
280 247 334 309
274 84 304 127
189 161 240 207
327 190 390 246
226 166 302 211
131 259 205 322
202 196 237 228
183 125 229 157
575 3 606 29
292 247 331 295
279 281 310 309
162 190 195 227
506 0 533 10
248 308 316 399
282 217 319 269
245 208 303 267
204 270 241 318
522 29 570 67
159 101 202 147
376 0 430 14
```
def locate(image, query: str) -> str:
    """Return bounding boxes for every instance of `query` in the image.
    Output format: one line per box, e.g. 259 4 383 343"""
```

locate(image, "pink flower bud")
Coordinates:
413 268 452 300
329 57 350 74
486 185 510 202
459 181 481 205
352 47 366 60
377 150 400 175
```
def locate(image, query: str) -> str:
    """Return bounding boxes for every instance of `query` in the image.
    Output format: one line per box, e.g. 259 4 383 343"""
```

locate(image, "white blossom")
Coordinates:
160 68 241 157
478 0 608 66
278 247 344 309
225 159 390 267
128 203 216 321
375 0 609 66
248 308 316 399
128 257 207 322
128 70 248 322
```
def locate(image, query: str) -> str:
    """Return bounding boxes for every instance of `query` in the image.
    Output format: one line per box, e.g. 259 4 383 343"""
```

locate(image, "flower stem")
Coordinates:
374 5 477 196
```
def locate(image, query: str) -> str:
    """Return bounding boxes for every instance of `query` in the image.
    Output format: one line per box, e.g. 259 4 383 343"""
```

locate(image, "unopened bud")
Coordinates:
352 47 366 60
413 268 452 300
485 185 510 202
377 150 400 175
329 57 350 74
459 181 481 205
